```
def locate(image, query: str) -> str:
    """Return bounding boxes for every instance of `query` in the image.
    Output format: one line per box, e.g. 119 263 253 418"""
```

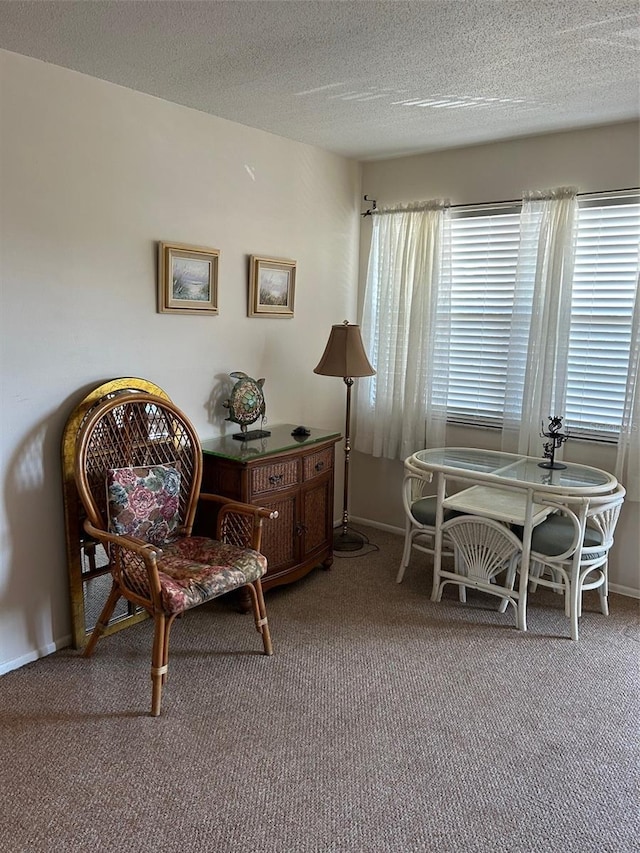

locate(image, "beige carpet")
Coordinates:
1 526 638 853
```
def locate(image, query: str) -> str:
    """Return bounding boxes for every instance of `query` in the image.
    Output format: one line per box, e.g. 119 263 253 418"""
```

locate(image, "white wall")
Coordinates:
1 52 637 676
0 50 361 673
353 122 640 595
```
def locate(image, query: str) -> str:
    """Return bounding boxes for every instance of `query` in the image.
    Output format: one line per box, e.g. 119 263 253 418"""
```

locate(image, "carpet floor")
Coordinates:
0 526 638 852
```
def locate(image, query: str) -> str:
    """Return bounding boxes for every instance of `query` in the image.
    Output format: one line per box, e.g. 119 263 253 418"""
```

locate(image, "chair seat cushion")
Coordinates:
514 516 603 557
121 536 267 615
411 496 460 526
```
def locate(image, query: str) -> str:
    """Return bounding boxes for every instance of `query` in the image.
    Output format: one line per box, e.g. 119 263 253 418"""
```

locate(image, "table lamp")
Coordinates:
314 321 375 551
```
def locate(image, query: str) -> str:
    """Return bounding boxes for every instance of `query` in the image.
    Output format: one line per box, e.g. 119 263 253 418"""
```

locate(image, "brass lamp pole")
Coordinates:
314 321 376 551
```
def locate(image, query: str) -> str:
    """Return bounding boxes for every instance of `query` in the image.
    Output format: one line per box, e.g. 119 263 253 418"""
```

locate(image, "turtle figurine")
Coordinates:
222 371 271 441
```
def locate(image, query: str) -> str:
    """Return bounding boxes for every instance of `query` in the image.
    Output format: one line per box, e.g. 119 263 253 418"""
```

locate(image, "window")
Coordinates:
447 195 639 439
567 199 639 438
448 206 520 427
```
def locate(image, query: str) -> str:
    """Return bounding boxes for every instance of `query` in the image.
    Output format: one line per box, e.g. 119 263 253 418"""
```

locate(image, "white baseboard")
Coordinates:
348 516 404 537
0 634 72 677
608 583 640 599
348 516 640 599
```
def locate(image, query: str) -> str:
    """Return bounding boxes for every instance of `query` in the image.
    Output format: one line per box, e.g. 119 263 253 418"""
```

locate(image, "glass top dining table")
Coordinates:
409 447 617 495
406 447 618 632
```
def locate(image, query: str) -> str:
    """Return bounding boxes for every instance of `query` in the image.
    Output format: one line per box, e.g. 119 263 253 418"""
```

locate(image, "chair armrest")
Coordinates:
198 492 278 551
83 520 163 609
83 520 162 557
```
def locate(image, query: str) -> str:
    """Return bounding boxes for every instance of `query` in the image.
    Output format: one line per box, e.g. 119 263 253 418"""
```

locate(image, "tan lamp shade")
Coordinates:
313 322 375 378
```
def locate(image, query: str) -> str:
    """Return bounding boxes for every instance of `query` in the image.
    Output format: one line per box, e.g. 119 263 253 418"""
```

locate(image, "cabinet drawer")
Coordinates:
251 458 300 496
303 446 334 481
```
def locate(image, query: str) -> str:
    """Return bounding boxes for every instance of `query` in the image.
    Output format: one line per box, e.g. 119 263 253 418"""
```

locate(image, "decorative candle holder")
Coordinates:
539 416 570 470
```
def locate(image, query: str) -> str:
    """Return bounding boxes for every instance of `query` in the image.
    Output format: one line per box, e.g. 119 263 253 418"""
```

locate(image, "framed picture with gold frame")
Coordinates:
248 255 296 318
158 242 219 314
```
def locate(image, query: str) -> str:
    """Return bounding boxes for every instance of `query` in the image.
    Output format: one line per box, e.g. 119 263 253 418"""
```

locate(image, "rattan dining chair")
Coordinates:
435 515 525 629
74 391 276 716
517 484 626 641
397 460 456 584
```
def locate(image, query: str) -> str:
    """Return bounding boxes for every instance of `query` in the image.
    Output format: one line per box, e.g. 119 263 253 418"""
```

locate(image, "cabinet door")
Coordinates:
259 492 299 574
301 476 331 558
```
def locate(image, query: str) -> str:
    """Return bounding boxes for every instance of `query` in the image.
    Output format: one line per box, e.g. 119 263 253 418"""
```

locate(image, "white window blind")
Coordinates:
448 208 521 425
446 195 639 438
566 199 640 438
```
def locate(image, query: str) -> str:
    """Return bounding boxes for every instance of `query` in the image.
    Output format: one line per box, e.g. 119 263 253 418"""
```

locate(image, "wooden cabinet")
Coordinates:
196 425 341 591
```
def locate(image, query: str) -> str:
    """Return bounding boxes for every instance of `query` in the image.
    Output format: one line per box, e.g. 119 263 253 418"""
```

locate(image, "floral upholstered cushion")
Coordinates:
107 468 267 615
118 536 267 615
106 464 181 546
154 537 268 614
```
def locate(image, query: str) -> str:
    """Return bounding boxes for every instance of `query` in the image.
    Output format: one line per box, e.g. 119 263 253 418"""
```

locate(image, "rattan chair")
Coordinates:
519 484 626 641
397 460 455 585
74 391 276 716
435 515 524 629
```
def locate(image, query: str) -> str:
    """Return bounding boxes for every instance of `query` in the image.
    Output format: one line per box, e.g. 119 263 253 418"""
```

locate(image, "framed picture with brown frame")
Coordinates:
248 255 296 318
158 241 220 315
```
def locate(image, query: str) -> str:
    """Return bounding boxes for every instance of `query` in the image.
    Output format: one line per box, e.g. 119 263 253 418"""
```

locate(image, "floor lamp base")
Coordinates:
333 527 367 552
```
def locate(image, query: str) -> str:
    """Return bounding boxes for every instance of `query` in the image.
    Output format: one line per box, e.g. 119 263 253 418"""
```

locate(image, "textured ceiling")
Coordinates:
0 0 638 161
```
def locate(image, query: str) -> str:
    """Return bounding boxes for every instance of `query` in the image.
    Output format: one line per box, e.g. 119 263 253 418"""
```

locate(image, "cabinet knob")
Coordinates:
268 473 284 485
315 461 325 472
296 522 307 536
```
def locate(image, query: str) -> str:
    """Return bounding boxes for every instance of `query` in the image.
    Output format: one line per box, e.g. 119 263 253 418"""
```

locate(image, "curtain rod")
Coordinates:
361 187 640 216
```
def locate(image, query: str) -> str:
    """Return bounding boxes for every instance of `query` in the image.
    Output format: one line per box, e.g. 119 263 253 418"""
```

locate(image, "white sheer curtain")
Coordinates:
502 187 579 456
354 201 451 460
616 276 640 501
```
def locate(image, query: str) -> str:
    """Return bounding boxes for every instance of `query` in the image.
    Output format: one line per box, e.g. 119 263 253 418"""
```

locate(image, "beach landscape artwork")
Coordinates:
258 267 289 306
172 257 211 301
158 242 219 314
249 255 296 318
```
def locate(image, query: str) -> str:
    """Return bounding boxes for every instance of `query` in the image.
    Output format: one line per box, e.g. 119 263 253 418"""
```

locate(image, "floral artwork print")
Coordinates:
107 465 181 546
